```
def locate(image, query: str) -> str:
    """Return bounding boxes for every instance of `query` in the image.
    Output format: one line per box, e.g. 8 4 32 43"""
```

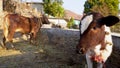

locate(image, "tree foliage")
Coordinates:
3 0 16 13
84 0 120 33
43 0 64 17
84 0 119 16
67 17 74 28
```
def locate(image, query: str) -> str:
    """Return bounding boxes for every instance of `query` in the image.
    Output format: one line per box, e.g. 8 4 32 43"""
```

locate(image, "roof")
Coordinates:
64 10 82 20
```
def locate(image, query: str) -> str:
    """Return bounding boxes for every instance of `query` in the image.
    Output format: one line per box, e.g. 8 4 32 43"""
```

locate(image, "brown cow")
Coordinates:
76 12 119 68
1 14 49 49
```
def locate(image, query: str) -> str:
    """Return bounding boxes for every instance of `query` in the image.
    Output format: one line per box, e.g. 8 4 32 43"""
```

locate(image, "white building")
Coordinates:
22 0 44 14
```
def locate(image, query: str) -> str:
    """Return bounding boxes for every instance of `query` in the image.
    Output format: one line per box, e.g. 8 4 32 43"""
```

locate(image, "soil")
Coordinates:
0 28 120 68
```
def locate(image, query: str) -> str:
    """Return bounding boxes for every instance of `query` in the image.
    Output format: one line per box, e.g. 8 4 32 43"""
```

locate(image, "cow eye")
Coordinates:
93 27 97 30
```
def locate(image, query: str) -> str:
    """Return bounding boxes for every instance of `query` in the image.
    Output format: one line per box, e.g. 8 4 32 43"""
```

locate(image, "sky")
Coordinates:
63 0 86 15
22 0 86 15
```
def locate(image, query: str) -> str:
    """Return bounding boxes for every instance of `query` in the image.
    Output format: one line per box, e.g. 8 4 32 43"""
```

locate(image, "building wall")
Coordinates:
27 3 44 14
48 18 67 28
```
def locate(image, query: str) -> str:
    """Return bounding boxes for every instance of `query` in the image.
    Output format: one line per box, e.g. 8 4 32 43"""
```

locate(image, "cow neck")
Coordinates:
100 26 113 50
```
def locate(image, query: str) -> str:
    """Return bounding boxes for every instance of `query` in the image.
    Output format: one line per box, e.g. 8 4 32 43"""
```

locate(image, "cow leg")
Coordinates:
30 33 33 44
32 32 37 45
86 54 93 68
30 32 37 45
2 27 8 49
1 33 15 50
86 55 103 68
97 62 104 68
9 38 15 49
7 30 16 49
1 36 7 49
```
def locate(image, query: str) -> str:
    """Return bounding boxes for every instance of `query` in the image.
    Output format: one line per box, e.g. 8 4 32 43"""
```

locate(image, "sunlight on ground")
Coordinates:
0 34 30 57
34 49 44 53
13 34 29 43
0 48 22 57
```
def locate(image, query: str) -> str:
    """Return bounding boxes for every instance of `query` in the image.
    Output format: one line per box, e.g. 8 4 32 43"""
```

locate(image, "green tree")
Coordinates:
43 0 64 17
84 0 120 33
67 17 74 28
84 0 119 16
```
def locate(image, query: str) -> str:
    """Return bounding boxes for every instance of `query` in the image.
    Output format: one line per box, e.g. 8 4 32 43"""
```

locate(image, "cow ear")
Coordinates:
100 16 119 26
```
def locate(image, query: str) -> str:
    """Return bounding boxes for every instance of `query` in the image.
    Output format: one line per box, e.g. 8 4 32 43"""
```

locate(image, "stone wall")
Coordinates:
38 28 120 49
112 35 120 49
37 28 80 47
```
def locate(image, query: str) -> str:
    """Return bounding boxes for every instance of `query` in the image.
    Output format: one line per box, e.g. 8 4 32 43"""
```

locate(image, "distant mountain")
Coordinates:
64 10 82 20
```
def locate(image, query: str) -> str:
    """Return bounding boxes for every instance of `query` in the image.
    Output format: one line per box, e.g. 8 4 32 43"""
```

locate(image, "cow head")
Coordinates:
41 14 50 24
31 14 50 28
76 12 119 54
29 15 50 45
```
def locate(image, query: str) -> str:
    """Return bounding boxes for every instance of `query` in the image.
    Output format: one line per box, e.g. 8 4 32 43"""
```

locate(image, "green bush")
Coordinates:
67 17 74 28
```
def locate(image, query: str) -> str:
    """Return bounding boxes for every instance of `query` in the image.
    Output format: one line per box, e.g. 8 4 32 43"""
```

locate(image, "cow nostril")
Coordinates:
80 48 84 54
76 48 84 54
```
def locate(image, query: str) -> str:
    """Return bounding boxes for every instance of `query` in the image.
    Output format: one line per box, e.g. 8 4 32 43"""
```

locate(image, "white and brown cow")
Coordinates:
76 12 119 68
